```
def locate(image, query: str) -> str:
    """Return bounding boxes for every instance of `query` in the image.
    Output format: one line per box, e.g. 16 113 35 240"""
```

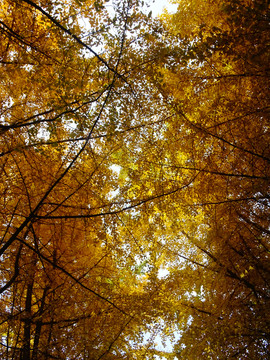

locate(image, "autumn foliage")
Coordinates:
0 0 269 359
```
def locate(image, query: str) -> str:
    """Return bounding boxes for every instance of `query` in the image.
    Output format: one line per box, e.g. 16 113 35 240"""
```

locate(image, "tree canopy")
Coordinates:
0 0 269 359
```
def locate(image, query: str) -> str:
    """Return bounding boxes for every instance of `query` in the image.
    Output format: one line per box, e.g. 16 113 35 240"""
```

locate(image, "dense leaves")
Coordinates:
0 0 269 359
155 0 270 358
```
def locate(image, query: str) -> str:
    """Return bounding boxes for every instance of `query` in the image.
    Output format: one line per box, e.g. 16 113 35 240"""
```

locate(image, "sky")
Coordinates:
104 0 178 21
150 0 178 17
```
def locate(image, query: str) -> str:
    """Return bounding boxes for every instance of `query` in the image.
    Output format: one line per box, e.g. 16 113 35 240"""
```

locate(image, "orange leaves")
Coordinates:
1 0 269 359
153 1 270 358
1 1 173 357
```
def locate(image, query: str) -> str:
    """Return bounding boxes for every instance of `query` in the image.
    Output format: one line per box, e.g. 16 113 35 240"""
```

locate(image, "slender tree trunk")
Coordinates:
21 254 37 360
32 286 49 360
44 318 54 360
21 282 34 360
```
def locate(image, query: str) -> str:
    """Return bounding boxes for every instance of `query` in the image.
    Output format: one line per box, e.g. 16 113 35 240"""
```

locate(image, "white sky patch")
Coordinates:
143 321 181 360
150 0 178 17
110 164 121 174
103 0 177 19
158 267 170 279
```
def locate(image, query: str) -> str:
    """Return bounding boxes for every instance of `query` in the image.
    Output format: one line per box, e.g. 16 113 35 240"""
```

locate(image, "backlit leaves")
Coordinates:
1 0 270 359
